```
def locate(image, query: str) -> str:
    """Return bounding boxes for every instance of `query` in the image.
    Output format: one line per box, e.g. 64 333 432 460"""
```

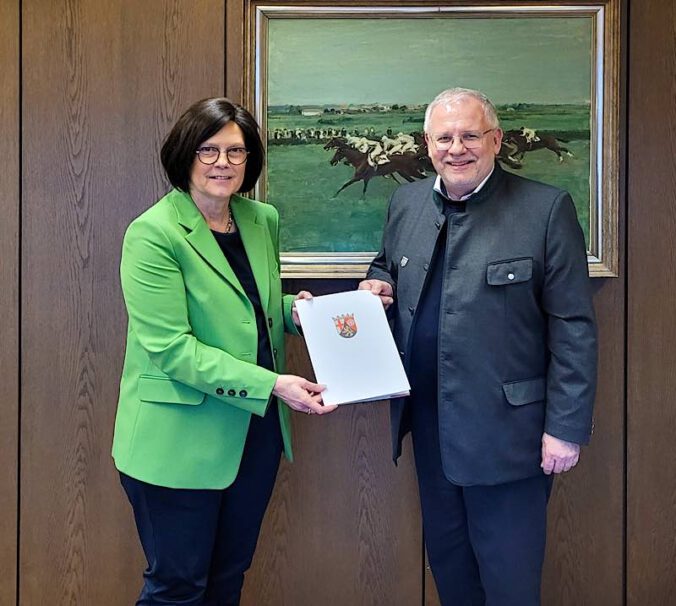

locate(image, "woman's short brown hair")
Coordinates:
160 98 264 193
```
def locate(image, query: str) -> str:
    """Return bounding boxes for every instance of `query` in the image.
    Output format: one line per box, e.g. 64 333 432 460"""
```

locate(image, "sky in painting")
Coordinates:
267 17 593 105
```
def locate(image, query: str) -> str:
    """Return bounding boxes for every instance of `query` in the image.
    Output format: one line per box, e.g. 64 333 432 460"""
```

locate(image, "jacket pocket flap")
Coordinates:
487 258 533 286
138 375 206 405
503 377 545 406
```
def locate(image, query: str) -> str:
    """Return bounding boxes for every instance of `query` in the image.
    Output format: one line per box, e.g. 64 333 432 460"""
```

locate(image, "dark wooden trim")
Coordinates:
626 0 676 603
0 0 20 603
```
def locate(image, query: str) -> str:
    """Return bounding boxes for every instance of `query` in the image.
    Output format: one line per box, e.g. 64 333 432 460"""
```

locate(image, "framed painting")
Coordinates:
243 1 620 277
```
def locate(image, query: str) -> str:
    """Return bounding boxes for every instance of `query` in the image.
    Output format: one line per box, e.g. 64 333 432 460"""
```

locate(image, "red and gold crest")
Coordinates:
333 313 358 338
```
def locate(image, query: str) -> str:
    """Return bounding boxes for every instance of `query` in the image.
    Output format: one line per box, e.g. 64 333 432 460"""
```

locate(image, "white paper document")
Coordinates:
295 290 410 406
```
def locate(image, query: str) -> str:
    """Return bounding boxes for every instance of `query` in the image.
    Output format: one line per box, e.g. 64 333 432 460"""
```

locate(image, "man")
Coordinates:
359 88 596 606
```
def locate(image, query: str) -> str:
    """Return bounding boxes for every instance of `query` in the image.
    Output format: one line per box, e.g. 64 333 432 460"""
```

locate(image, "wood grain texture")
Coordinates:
20 1 224 603
627 0 676 603
15 0 663 602
0 1 19 604
226 0 245 103
543 278 626 606
241 279 423 605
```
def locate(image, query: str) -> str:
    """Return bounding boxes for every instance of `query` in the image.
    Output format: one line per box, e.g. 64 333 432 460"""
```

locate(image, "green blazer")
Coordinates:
112 189 298 489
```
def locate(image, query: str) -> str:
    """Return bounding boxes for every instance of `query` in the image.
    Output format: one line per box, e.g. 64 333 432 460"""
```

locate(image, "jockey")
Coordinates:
520 126 540 144
381 134 399 153
385 132 418 156
346 136 390 167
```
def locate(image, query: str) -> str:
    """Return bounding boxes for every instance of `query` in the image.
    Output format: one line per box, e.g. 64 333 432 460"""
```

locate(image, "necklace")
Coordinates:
224 206 234 233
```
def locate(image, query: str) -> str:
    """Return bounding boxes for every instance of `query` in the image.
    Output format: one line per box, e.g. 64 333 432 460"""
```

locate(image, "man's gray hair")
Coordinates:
423 88 500 132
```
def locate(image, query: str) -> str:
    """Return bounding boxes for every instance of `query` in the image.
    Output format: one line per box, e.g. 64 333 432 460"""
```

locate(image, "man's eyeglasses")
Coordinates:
195 146 249 165
430 128 495 151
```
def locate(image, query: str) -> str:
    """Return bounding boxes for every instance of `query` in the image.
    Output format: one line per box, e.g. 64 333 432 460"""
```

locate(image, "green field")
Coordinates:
265 105 592 253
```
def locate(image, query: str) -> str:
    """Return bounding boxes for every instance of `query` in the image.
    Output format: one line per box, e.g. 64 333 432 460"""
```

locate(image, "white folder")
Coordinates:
295 290 410 406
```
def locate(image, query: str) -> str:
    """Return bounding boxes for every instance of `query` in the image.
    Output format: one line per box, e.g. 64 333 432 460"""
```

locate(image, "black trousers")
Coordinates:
410 393 552 606
120 407 283 606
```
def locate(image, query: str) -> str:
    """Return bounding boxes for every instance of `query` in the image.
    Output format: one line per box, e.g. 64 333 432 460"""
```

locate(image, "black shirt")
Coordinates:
211 229 275 373
408 195 466 401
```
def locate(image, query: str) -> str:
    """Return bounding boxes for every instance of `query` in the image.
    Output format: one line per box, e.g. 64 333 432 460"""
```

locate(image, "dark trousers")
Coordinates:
120 408 282 606
410 394 552 606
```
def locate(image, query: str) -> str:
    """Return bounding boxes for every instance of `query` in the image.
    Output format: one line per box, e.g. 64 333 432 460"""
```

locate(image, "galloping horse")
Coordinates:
323 136 350 152
502 129 574 163
497 142 525 169
325 139 427 197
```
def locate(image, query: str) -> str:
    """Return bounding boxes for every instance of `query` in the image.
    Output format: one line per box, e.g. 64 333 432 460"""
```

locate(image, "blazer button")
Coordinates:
239 390 248 398
507 273 515 280
268 318 273 328
423 263 429 271
227 389 236 396
273 348 278 356
216 387 224 395
408 306 415 315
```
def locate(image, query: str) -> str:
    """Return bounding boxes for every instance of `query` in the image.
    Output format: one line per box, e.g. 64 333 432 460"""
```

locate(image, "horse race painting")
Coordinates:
247 3 620 277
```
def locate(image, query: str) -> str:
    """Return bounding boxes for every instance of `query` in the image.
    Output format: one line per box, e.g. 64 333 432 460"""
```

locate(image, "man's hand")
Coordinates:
358 279 394 309
541 432 580 475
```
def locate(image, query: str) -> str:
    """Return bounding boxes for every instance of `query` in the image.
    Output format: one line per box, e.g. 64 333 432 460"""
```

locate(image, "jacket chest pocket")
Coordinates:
486 257 533 286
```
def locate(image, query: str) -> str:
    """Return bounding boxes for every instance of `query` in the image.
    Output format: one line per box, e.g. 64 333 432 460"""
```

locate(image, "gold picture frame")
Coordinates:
236 1 621 278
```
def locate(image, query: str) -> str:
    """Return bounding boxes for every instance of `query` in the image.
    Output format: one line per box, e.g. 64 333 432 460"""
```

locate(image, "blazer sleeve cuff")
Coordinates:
283 294 302 336
211 367 278 417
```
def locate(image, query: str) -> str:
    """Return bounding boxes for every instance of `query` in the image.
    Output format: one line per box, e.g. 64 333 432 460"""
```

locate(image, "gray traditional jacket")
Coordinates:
367 164 597 485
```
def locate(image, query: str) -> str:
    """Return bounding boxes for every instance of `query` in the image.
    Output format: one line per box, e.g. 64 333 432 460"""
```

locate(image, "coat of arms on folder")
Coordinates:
296 291 410 405
333 313 357 338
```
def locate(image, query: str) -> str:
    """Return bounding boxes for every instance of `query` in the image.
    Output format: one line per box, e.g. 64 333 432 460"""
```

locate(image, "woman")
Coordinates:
112 97 336 605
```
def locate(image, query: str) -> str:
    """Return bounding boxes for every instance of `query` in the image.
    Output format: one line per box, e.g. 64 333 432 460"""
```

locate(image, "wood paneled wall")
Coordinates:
2 0 675 604
20 0 224 602
627 0 676 603
242 279 422 606
17 0 421 603
0 1 19 605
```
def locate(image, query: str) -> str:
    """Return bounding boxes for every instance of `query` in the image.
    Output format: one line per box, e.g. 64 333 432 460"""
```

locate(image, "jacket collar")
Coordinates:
432 161 503 210
170 189 270 311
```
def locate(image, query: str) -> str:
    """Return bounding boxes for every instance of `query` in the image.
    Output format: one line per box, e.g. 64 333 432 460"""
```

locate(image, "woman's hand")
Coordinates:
272 375 337 415
291 290 313 328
